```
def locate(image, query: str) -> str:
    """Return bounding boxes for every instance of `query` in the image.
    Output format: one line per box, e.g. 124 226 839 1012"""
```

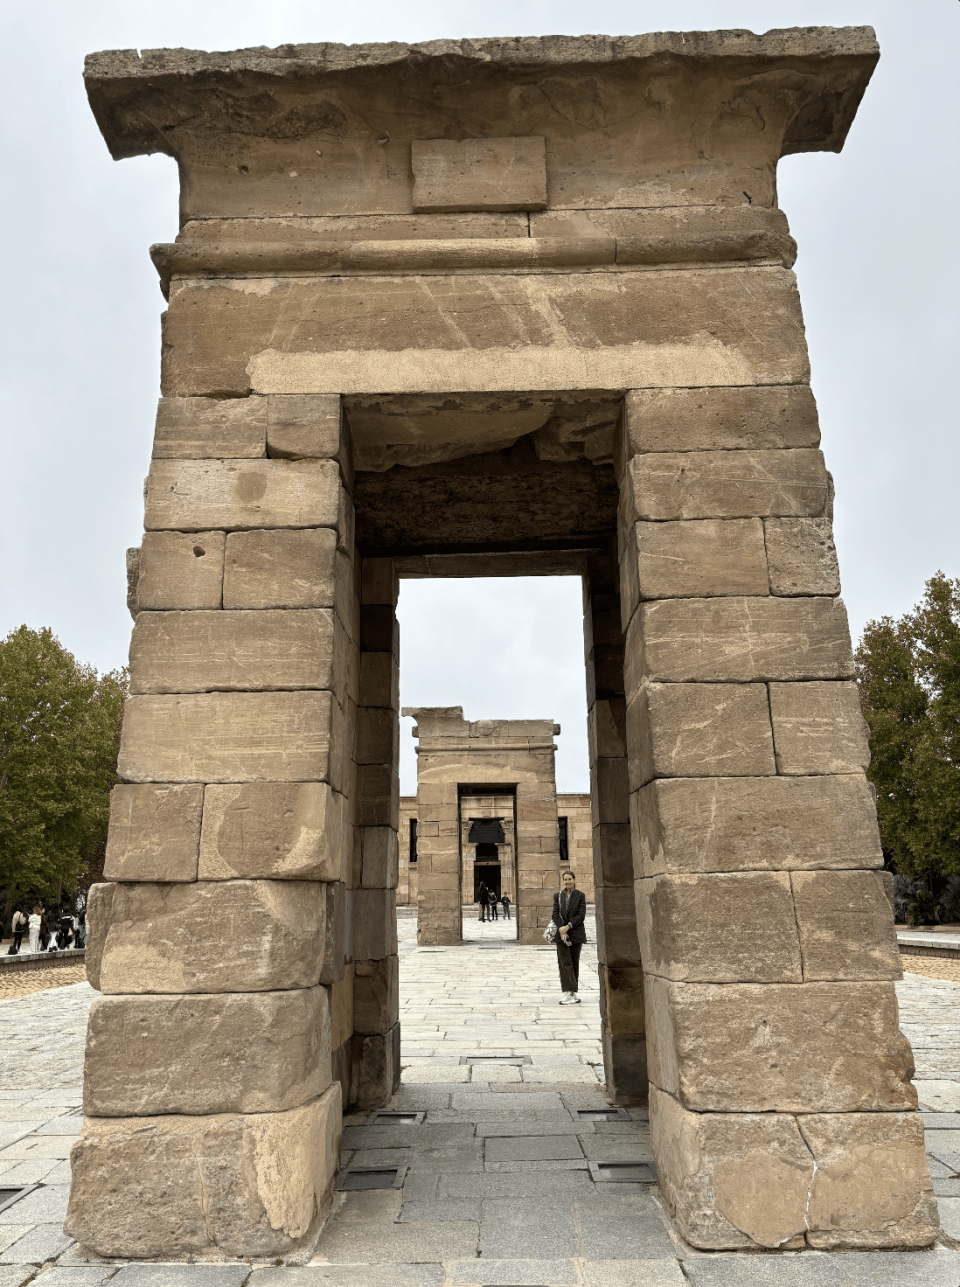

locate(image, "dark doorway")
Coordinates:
474 844 501 900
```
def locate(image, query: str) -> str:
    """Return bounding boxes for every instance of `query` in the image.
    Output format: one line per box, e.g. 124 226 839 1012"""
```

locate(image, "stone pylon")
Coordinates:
67 26 937 1258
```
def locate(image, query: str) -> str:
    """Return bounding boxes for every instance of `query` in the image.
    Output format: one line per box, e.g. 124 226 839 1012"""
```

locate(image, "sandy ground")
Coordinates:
0 963 87 1000
902 956 960 984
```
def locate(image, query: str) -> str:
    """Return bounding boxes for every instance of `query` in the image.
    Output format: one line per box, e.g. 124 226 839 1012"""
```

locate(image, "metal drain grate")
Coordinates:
0 1186 35 1216
369 1111 424 1126
460 1054 532 1066
589 1160 657 1183
335 1164 408 1191
574 1107 630 1122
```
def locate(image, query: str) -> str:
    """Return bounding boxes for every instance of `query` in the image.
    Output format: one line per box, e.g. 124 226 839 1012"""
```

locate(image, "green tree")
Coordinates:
855 572 960 886
0 626 126 915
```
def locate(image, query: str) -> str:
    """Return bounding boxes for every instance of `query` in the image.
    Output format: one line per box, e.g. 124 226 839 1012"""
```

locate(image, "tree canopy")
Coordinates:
0 626 126 906
855 572 960 884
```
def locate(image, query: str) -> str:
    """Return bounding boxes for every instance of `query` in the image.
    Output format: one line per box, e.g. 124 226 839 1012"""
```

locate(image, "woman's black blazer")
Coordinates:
552 888 587 944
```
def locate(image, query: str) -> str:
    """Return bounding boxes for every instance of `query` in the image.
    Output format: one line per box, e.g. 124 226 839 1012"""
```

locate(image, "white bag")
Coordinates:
543 919 558 944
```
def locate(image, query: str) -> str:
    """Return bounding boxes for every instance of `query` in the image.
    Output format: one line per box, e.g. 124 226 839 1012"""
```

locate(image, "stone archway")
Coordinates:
67 26 937 1260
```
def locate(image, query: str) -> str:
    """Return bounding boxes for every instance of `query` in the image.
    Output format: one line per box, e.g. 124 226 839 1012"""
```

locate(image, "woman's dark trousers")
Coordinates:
556 940 582 993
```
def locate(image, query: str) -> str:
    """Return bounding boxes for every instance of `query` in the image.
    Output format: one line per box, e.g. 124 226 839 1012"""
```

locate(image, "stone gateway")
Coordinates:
67 26 938 1259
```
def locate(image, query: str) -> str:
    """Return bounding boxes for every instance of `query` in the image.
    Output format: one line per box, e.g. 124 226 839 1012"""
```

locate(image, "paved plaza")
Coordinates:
2 907 960 1285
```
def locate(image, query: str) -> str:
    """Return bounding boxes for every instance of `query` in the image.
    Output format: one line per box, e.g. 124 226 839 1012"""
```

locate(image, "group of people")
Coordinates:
475 882 511 921
7 902 86 955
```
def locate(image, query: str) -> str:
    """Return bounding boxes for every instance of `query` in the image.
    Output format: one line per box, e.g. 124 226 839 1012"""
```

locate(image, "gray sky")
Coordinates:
1 0 957 794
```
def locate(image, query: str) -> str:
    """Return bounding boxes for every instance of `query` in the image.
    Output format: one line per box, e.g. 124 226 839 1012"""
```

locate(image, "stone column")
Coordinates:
584 541 646 1105
66 395 353 1259
618 386 938 1250
515 747 563 947
410 715 463 948
350 558 401 1106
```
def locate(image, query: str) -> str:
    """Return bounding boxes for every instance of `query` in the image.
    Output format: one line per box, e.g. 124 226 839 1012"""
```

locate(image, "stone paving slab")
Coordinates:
256 1270 443 1287
111 1268 252 1286
682 1249 960 1284
583 1262 688 1286
33 1269 120 1286
313 1219 480 1262
485 1134 584 1161
0 1220 72 1264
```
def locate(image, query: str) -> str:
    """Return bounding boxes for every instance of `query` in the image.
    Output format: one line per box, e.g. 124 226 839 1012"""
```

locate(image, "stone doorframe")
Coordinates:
68 26 938 1260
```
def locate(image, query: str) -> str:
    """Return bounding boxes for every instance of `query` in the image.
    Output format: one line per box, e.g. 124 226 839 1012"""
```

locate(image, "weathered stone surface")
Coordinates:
104 784 203 882
361 557 400 607
356 763 400 829
352 888 398 961
319 883 348 986
589 755 630 826
359 826 399 889
625 682 775 789
594 886 641 966
618 385 820 460
602 1031 648 1107
598 964 645 1035
223 528 348 612
587 697 627 760
625 596 854 690
353 956 399 1034
129 609 347 695
85 881 116 992
800 1112 938 1248
352 1022 401 1109
144 459 340 531
359 652 400 710
153 396 266 458
412 136 547 212
83 987 331 1116
136 531 225 610
118 691 335 782
330 964 355 1052
621 449 828 522
620 519 768 618
266 393 343 462
164 269 810 398
646 977 917 1112
637 872 801 982
65 1086 341 1257
765 516 840 595
356 707 400 765
769 680 869 774
99 880 326 994
591 822 633 887
632 775 883 875
199 783 342 881
791 870 901 981
650 1085 812 1249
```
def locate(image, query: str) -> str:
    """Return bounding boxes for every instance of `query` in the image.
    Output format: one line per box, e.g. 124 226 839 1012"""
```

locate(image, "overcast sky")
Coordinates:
1 0 957 793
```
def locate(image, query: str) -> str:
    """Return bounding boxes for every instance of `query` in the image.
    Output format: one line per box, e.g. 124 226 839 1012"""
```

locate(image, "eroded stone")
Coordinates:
136 531 225 610
791 870 902 981
104 784 203 882
199 782 343 881
769 680 870 775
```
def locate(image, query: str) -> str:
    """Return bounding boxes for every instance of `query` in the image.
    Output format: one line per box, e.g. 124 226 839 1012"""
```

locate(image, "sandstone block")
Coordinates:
587 698 627 760
118 691 335 782
361 557 399 607
331 1040 351 1112
153 397 266 458
360 604 400 655
222 528 348 615
129 609 347 696
356 707 400 765
352 888 398 960
65 1086 341 1258
800 1112 938 1249
626 683 775 789
411 136 547 213
356 764 400 829
649 1085 812 1250
632 775 882 876
104 784 203 882
319 883 348 986
620 449 828 522
98 880 326 994
598 964 645 1035
352 1023 401 1108
620 520 768 623
136 531 225 610
637 872 801 982
591 823 634 887
791 870 901 981
126 546 141 618
83 987 331 1116
359 653 400 709
594 885 640 967
199 782 342 881
618 386 820 462
602 1031 648 1107
765 517 840 596
625 596 854 690
85 882 116 992
144 460 340 531
769 680 869 775
330 965 355 1050
266 394 343 463
353 956 399 1035
359 827 399 889
585 645 626 706
589 756 630 826
646 977 916 1113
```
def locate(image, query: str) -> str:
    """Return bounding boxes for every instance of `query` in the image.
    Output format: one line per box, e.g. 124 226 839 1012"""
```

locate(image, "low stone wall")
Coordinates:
0 948 86 974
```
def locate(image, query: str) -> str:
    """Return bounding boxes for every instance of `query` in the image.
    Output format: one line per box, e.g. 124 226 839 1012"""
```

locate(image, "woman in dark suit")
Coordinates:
552 870 586 1004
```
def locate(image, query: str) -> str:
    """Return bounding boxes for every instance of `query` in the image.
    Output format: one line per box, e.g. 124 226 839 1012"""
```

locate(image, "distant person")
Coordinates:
27 906 42 954
552 870 586 1005
478 882 489 922
8 908 27 954
501 893 511 920
488 888 499 920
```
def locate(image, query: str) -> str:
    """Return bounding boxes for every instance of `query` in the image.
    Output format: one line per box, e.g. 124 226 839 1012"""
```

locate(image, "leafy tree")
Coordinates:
855 572 960 892
0 626 126 918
